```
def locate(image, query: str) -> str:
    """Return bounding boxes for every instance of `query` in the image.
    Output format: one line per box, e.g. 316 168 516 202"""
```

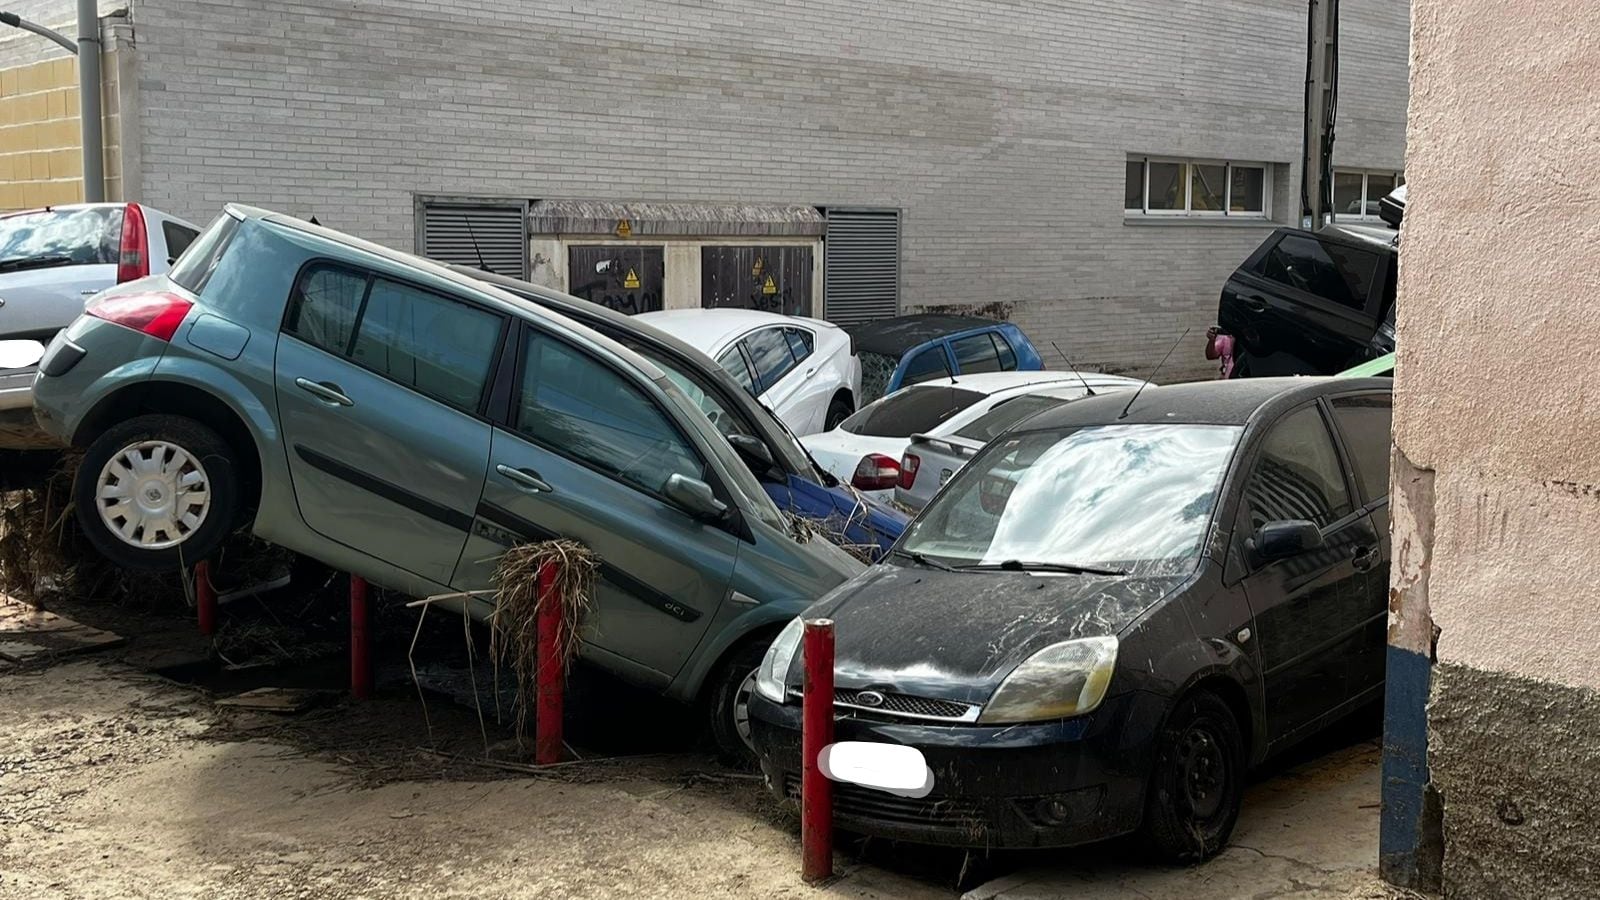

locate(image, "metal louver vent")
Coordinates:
419 201 528 279
824 208 901 326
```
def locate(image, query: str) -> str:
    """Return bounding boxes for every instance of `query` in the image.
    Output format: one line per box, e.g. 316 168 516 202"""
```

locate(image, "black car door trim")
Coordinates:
475 500 703 624
293 444 475 533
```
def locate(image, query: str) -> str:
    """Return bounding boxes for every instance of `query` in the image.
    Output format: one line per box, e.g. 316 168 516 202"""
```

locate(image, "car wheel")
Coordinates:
706 638 771 767
823 395 853 431
1140 689 1245 863
74 414 240 572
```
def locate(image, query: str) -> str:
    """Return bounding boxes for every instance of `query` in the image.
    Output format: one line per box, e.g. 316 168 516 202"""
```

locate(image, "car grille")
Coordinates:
783 775 988 829
834 689 973 721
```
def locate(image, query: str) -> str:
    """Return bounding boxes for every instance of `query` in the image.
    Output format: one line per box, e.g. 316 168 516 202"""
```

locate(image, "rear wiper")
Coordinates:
0 254 74 273
954 559 1129 577
892 549 957 572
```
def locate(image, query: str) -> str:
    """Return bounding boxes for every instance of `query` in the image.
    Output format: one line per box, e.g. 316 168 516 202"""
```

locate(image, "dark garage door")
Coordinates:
567 245 665 315
702 246 812 317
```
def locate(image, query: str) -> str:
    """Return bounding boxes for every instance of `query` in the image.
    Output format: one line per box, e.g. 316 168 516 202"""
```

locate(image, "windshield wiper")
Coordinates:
954 559 1129 577
892 549 957 572
0 254 74 273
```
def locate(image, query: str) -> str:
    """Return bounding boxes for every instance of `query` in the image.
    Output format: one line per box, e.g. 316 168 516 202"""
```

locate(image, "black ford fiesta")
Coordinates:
749 377 1392 861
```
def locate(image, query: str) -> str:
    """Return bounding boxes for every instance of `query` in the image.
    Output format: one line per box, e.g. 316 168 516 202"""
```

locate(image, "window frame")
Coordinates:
740 326 804 393
1331 168 1405 222
1249 232 1382 318
1324 391 1392 510
1239 399 1361 543
899 343 955 386
280 259 511 419
504 317 721 509
1126 156 1271 219
950 331 1006 375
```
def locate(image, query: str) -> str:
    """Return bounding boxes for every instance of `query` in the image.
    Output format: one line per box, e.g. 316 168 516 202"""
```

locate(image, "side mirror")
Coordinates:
1250 519 1324 563
0 339 46 371
726 433 783 482
664 473 730 522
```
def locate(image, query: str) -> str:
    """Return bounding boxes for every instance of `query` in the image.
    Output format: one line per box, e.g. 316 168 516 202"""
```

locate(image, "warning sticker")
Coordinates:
751 257 766 277
762 275 777 295
623 268 641 289
615 219 633 239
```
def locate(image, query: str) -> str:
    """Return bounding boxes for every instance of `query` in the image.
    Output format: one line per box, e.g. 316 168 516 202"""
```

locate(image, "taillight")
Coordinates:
851 453 901 491
87 291 193 341
899 454 920 489
116 203 150 284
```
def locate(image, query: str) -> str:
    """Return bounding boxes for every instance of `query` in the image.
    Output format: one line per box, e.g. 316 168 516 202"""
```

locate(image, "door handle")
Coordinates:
1242 295 1269 313
496 464 553 493
294 377 353 407
1352 545 1380 572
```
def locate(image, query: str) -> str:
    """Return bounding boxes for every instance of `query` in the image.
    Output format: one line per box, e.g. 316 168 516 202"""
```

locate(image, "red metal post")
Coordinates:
801 618 836 883
195 560 216 636
350 574 371 700
534 561 564 766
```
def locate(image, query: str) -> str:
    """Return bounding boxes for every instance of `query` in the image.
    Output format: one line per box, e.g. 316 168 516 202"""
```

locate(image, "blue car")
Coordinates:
847 314 1045 404
451 267 908 560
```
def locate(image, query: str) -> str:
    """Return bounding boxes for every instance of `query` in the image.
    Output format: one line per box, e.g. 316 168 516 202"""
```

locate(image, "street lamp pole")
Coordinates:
0 3 106 203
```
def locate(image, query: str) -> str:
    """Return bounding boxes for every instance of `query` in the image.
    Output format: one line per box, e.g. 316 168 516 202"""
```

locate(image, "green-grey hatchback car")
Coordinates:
31 204 862 758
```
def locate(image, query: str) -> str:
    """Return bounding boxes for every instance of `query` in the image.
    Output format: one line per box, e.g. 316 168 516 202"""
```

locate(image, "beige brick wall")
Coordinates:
0 50 121 212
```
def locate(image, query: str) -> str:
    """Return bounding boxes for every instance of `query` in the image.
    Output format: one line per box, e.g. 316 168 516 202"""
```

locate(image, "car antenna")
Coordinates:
1050 340 1096 397
458 213 489 272
1119 327 1190 420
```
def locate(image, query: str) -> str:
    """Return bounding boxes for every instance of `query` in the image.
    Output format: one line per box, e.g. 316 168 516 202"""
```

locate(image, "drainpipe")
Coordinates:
0 11 78 53
76 0 105 202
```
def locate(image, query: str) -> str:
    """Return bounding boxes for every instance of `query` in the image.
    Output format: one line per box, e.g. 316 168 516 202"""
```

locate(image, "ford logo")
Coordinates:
856 691 886 708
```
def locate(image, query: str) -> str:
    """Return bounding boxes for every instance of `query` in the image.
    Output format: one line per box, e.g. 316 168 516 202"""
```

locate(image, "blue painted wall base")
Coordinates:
1380 644 1443 890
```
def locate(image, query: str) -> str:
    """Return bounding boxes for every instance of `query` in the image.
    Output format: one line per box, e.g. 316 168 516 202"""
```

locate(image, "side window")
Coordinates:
744 327 799 391
1329 395 1392 504
784 327 814 363
628 341 756 441
994 333 1019 370
901 345 952 385
716 345 756 394
1244 405 1353 531
162 222 200 262
515 331 705 495
1254 234 1377 311
951 333 1005 374
349 278 501 411
286 264 367 354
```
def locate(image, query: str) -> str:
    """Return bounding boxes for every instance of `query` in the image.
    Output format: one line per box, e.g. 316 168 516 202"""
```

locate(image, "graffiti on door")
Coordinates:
701 245 812 317
567 245 665 315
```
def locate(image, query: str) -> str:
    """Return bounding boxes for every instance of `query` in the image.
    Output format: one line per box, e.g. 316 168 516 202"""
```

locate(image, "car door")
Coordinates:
894 343 954 391
1234 401 1378 747
274 262 506 587
1223 232 1382 375
1326 392 1394 699
741 326 810 430
949 332 1008 376
451 321 739 683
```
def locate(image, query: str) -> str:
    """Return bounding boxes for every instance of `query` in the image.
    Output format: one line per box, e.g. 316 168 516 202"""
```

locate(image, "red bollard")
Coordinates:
534 561 564 766
195 560 217 636
801 618 836 883
350 574 371 700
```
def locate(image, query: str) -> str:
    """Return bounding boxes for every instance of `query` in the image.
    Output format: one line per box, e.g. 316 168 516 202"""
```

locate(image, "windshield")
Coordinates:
954 394 1074 442
859 350 898 402
0 207 121 268
656 377 787 531
901 423 1242 575
839 384 984 438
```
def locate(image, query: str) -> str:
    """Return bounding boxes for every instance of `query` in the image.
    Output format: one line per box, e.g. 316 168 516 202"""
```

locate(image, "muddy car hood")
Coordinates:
806 563 1189 706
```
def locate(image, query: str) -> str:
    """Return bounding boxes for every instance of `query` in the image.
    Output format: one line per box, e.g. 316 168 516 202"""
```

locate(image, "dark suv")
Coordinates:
1208 225 1396 378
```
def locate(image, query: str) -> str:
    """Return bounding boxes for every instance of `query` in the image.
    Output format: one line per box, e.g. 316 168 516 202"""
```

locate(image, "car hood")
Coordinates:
800 563 1190 706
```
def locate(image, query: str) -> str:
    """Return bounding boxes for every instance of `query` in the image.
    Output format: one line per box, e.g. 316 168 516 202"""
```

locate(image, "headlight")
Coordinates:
754 617 806 703
977 636 1119 724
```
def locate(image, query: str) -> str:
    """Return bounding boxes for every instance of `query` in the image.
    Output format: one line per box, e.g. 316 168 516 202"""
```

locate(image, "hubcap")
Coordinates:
96 440 212 550
1175 725 1227 820
734 669 757 751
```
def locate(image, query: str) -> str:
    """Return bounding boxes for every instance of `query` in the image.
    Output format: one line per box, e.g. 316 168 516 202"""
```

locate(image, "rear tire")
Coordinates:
823 395 853 431
1140 689 1246 863
74 414 240 572
706 638 771 767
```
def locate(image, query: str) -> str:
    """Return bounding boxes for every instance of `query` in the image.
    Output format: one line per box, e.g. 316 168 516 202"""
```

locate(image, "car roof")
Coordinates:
635 308 834 349
1020 376 1392 430
844 313 1007 356
891 370 1089 396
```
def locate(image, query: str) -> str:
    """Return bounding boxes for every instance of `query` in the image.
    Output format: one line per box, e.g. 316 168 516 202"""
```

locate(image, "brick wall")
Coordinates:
0 58 84 210
128 0 1409 377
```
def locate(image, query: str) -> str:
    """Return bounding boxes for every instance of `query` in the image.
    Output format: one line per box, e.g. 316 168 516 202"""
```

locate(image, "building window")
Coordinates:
1125 157 1270 218
1333 169 1404 221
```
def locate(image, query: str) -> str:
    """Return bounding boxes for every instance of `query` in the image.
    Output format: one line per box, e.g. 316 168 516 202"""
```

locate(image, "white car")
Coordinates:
0 202 202 448
635 309 862 436
801 371 1147 500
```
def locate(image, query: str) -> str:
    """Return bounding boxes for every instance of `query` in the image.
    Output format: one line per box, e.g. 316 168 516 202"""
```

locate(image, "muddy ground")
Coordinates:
0 584 1419 899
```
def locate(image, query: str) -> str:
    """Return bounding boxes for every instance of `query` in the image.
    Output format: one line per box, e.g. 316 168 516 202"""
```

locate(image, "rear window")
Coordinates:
0 207 121 269
859 350 898 401
953 394 1069 442
840 385 985 438
168 214 241 293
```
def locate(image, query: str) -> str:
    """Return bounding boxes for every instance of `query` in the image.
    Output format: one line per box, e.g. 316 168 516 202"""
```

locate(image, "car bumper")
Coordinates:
0 367 60 449
749 690 1166 850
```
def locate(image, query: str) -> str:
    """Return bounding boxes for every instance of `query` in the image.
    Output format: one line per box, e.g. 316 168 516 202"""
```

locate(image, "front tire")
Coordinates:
1140 690 1246 863
706 639 770 767
74 414 241 572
